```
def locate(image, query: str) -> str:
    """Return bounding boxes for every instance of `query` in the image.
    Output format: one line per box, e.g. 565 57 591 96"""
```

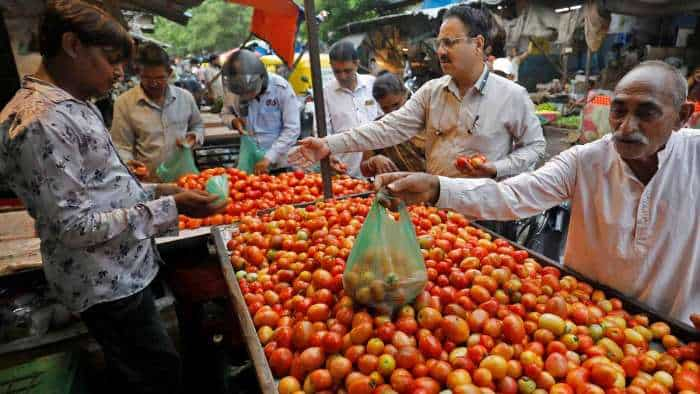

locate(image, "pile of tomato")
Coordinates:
176 168 370 229
225 198 700 394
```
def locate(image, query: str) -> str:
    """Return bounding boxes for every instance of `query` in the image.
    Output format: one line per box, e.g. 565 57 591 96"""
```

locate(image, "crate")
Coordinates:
0 352 88 394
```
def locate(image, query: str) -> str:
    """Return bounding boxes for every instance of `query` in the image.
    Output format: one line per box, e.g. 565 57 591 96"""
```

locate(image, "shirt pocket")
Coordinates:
257 104 282 132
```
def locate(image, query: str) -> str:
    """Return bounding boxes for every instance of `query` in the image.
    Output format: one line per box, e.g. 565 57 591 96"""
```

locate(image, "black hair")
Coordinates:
329 41 358 62
442 4 491 42
209 54 219 63
372 71 406 100
39 0 132 61
136 42 170 68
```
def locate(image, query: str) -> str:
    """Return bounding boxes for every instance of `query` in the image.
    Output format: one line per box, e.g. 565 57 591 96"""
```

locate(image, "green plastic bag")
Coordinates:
206 175 229 204
237 135 266 174
156 146 199 182
343 192 427 314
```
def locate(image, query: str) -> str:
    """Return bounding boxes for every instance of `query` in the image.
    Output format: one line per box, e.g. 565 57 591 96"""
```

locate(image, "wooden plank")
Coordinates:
212 225 277 394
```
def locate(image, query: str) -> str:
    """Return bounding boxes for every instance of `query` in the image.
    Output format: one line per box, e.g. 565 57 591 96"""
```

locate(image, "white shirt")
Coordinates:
510 57 521 82
437 130 700 324
325 66 545 178
324 74 381 177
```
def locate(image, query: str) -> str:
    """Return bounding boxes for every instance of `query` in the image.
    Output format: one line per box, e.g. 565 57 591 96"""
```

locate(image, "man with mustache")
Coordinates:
289 4 545 179
374 61 700 327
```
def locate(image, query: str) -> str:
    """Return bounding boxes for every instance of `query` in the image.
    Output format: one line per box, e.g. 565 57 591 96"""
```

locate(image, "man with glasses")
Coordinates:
111 43 204 180
289 4 545 179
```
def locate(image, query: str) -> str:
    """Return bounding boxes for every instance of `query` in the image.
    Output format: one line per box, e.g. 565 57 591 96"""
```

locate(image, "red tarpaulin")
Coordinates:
226 0 301 66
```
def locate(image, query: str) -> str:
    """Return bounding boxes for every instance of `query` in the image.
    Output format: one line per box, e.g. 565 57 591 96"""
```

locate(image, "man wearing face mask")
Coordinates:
111 43 204 180
289 4 545 180
220 49 300 174
374 61 700 328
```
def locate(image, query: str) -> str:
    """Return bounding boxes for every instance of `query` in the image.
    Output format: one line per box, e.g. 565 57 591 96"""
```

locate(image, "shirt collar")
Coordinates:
137 84 176 108
22 75 77 104
334 73 368 93
440 63 489 98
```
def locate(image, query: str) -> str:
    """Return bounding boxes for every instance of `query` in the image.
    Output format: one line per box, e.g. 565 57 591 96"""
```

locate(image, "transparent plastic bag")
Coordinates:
206 175 229 204
237 135 266 174
156 146 200 182
343 192 427 314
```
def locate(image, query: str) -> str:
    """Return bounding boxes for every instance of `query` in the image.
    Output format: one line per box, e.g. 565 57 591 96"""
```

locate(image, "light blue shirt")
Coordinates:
0 77 178 312
221 73 300 164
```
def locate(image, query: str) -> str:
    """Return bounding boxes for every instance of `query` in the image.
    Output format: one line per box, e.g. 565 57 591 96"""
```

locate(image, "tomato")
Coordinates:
390 369 414 393
350 323 373 345
269 347 293 377
322 331 343 354
418 335 442 359
292 321 313 350
544 352 568 378
396 346 421 369
299 347 324 373
308 303 331 322
440 315 470 344
278 376 301 394
480 355 508 379
329 355 353 382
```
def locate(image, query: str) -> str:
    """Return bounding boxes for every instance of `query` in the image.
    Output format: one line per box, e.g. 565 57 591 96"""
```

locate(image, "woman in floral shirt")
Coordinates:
0 2 224 393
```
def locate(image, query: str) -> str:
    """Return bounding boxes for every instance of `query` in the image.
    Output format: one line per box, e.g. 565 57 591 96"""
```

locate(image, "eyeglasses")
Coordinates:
433 36 471 51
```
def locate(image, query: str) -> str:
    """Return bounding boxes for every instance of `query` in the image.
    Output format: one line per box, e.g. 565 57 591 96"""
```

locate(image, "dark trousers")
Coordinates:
81 285 182 394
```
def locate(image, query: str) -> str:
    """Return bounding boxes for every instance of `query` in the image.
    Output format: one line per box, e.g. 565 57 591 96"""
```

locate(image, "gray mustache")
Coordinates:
613 132 648 144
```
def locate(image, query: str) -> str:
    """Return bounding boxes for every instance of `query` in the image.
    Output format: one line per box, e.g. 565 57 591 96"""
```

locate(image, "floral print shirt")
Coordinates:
0 76 179 312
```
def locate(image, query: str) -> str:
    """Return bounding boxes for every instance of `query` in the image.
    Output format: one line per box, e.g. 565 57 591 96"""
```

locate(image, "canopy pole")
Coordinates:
304 0 333 199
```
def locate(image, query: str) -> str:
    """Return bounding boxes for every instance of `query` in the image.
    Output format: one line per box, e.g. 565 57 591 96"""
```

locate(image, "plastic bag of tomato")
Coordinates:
176 167 371 230
221 198 700 394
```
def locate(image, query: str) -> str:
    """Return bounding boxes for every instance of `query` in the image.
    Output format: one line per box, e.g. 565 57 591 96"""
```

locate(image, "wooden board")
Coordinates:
212 225 277 394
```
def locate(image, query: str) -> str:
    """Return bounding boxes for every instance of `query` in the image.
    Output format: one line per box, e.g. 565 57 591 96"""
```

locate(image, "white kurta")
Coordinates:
437 130 700 324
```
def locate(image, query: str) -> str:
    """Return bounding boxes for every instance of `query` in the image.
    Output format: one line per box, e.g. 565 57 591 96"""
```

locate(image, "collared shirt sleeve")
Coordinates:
23 116 178 248
185 91 205 145
437 146 577 220
110 95 136 162
220 92 238 130
325 82 430 154
265 83 301 164
491 87 546 177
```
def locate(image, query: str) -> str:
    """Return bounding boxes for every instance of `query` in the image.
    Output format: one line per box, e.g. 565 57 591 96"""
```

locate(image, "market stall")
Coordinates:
210 196 699 394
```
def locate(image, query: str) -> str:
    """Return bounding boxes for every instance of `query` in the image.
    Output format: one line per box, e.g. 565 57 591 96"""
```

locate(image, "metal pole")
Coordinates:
303 0 333 199
584 48 591 88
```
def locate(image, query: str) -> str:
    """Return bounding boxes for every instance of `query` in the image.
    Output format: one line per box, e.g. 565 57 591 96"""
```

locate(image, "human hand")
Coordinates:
374 172 440 208
454 154 497 178
174 190 227 218
287 137 331 169
691 313 700 329
254 158 271 175
127 160 149 180
361 155 399 177
176 133 198 148
155 183 184 198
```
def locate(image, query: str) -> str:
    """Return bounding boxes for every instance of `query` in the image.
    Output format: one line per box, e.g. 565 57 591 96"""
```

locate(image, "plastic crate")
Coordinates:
0 352 88 394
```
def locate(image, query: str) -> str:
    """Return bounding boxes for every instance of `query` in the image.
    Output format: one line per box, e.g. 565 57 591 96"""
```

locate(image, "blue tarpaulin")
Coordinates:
422 0 460 9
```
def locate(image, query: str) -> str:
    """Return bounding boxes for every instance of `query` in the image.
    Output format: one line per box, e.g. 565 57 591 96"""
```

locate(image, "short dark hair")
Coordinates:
329 41 358 62
372 71 406 100
136 43 170 68
39 0 132 61
442 4 491 41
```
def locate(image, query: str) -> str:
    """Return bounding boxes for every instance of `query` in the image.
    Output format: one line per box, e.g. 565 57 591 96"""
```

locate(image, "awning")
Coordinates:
130 32 171 48
119 0 203 25
226 0 302 66
338 33 368 49
601 0 700 16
